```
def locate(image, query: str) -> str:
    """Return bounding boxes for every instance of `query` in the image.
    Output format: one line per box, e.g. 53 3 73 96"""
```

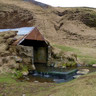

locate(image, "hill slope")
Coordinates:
1 1 96 96
0 0 96 48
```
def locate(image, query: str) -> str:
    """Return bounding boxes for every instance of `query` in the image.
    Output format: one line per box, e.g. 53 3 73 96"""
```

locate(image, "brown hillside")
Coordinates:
0 0 96 47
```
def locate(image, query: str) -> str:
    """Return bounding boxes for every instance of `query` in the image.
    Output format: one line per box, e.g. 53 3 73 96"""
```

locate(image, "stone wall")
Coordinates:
0 31 18 73
0 31 36 74
10 45 36 70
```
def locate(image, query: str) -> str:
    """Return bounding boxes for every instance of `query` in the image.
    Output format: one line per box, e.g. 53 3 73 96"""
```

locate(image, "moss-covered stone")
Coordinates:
48 47 78 68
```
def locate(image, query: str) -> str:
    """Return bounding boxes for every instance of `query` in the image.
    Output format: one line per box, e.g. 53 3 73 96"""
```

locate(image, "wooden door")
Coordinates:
34 47 48 64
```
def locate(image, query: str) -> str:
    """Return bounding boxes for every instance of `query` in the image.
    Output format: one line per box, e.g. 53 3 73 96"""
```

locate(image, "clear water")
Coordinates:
19 64 96 83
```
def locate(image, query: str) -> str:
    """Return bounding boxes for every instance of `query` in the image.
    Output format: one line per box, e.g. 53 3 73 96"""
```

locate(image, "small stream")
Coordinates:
19 64 96 83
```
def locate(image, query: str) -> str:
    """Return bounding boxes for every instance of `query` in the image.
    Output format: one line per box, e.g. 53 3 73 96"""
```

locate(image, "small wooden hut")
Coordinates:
13 27 50 65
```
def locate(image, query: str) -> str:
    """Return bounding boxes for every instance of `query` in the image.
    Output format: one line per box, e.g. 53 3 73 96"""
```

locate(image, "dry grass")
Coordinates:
0 0 96 48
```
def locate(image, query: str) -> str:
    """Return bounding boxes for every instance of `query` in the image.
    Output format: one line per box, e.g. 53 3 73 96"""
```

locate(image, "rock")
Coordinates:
73 75 81 79
22 71 29 76
62 66 66 69
14 56 22 63
50 63 55 67
92 64 96 68
34 81 39 83
32 64 36 70
77 69 89 75
77 63 82 67
54 63 58 68
49 47 78 68
22 94 26 96
25 77 30 80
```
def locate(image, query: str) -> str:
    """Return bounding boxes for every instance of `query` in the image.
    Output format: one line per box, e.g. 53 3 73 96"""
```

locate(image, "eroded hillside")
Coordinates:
0 0 96 47
1 1 96 96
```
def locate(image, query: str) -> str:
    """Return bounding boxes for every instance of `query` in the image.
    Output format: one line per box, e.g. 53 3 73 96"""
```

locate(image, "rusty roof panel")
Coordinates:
13 27 48 46
25 28 45 41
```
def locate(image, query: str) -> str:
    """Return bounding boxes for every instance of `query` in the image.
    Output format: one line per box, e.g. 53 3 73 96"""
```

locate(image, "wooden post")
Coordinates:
32 47 35 70
32 47 34 65
47 45 51 66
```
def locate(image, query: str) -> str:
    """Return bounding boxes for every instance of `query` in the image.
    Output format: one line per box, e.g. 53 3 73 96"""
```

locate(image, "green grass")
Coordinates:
0 73 55 96
53 44 80 53
23 72 96 96
53 44 96 65
77 54 96 65
79 57 96 65
1 70 96 96
1 72 96 96
0 73 16 83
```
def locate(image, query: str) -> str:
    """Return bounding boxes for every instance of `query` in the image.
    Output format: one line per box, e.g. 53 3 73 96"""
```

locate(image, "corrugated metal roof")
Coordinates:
13 35 27 45
0 27 35 35
25 27 45 41
13 27 49 46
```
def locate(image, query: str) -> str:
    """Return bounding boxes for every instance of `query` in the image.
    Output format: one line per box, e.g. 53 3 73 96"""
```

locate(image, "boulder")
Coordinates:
32 64 36 70
14 56 22 63
49 47 78 68
92 64 96 68
22 94 26 96
22 71 29 76
73 75 81 79
77 69 89 75
34 81 39 83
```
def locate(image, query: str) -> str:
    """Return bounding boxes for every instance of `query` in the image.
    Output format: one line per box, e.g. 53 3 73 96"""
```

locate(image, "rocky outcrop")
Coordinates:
92 64 96 68
48 47 78 68
73 75 81 79
73 69 89 79
77 69 89 75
